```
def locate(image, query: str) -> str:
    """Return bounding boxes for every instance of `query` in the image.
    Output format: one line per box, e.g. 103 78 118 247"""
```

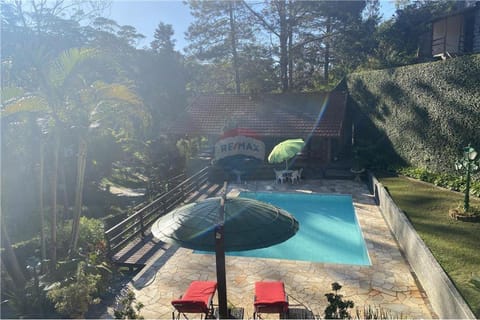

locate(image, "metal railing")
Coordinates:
104 166 210 257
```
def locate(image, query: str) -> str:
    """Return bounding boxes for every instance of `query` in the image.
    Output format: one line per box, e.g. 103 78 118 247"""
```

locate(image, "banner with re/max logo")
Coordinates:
215 136 265 161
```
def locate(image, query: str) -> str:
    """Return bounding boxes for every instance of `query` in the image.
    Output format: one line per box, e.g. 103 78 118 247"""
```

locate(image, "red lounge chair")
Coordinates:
253 281 289 319
172 281 217 320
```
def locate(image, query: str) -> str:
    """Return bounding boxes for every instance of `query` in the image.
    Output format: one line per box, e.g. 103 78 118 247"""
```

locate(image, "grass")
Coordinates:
378 175 480 317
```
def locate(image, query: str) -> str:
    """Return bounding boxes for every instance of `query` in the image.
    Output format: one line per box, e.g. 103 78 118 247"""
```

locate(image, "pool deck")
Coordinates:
118 179 436 319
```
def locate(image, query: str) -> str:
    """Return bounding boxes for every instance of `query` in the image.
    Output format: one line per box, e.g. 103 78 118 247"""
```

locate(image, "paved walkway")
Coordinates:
114 179 435 319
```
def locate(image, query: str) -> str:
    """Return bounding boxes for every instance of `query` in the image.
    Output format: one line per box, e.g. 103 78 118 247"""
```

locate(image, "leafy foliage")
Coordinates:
3 217 111 317
324 282 354 319
77 216 107 257
47 261 101 317
1 94 49 116
151 22 175 54
398 167 480 197
2 265 52 318
364 0 457 68
48 48 98 88
113 288 144 319
348 54 480 175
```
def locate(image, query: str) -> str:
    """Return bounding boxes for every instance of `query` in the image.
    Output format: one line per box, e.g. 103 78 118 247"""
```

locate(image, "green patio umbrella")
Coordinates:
268 138 305 169
151 194 299 319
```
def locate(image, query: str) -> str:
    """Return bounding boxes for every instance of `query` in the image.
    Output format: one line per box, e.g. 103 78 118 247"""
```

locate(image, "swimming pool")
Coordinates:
225 192 371 265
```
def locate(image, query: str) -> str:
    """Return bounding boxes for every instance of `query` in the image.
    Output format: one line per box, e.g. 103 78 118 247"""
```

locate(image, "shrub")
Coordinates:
113 288 144 319
324 282 354 319
77 216 107 261
2 269 51 318
47 261 101 318
347 54 480 174
398 166 480 197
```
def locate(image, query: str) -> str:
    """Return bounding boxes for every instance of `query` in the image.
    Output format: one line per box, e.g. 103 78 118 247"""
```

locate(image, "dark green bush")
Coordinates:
347 54 480 175
47 261 101 318
398 166 480 197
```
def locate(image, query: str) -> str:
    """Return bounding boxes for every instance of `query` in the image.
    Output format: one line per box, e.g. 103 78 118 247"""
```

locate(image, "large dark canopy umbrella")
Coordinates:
151 193 299 319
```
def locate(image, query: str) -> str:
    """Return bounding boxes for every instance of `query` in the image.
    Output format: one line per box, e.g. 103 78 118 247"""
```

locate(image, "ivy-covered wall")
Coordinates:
347 54 480 174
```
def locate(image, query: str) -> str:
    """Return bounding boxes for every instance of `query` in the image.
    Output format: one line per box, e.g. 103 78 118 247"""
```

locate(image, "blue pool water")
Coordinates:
225 192 370 265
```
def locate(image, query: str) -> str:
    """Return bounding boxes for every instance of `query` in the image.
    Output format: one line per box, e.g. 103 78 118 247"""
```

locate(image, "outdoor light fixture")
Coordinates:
466 147 478 161
455 144 480 211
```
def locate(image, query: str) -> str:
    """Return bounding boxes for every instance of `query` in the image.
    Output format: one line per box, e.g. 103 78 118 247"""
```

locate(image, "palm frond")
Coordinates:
49 48 98 88
1 86 26 103
92 82 150 125
93 82 142 106
1 95 49 117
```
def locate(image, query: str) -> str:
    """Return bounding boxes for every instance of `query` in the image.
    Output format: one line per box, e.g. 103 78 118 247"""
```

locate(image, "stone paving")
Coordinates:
118 179 436 319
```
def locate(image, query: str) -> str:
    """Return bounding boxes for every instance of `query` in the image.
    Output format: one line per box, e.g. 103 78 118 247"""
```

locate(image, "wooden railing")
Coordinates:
104 166 210 257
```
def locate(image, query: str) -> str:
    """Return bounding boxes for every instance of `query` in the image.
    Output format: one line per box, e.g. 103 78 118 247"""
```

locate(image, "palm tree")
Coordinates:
38 48 99 267
68 80 146 254
3 46 148 265
2 86 50 272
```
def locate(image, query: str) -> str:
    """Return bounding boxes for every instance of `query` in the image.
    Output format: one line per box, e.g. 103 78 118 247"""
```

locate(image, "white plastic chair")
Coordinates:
290 170 299 184
291 168 303 184
274 170 286 184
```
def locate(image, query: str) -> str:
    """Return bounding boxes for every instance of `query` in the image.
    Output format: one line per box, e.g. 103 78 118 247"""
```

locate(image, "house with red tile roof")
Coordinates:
170 91 351 165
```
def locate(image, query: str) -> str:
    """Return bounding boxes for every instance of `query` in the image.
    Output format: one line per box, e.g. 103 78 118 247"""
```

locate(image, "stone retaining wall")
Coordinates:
367 173 475 319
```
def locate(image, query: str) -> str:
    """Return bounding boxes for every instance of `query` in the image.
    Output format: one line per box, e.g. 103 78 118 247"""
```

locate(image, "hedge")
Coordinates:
347 54 480 176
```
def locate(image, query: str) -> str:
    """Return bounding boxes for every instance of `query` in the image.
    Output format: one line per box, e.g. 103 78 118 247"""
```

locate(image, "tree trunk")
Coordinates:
229 1 241 94
39 142 47 273
1 217 26 287
60 155 69 226
50 135 59 268
287 0 294 89
324 15 331 83
69 137 88 255
278 0 289 92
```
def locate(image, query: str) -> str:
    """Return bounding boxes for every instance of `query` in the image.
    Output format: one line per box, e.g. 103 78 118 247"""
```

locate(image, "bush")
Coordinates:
398 166 480 197
347 54 480 174
77 216 106 259
45 218 110 317
113 288 144 319
324 282 354 319
2 269 52 318
47 261 101 318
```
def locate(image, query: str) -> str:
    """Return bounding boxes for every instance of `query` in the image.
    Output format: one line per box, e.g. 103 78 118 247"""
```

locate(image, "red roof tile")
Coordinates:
170 92 347 138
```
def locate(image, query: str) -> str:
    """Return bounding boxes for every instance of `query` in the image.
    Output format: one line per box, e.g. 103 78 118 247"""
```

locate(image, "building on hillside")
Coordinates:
169 91 351 167
431 2 480 59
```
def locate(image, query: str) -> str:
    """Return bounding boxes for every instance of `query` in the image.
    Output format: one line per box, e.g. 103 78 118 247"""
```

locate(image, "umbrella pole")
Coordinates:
215 194 229 319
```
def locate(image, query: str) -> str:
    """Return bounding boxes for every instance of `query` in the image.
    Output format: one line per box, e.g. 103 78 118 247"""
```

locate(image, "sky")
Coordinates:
107 0 397 52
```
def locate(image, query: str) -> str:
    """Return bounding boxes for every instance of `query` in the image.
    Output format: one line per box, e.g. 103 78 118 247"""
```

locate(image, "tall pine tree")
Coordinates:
186 0 255 93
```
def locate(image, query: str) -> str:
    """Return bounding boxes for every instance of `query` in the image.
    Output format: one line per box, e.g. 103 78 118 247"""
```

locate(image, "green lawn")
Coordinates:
378 175 480 317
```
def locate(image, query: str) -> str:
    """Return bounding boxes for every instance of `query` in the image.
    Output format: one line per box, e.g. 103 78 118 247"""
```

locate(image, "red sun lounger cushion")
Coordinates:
171 281 217 314
254 281 289 314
